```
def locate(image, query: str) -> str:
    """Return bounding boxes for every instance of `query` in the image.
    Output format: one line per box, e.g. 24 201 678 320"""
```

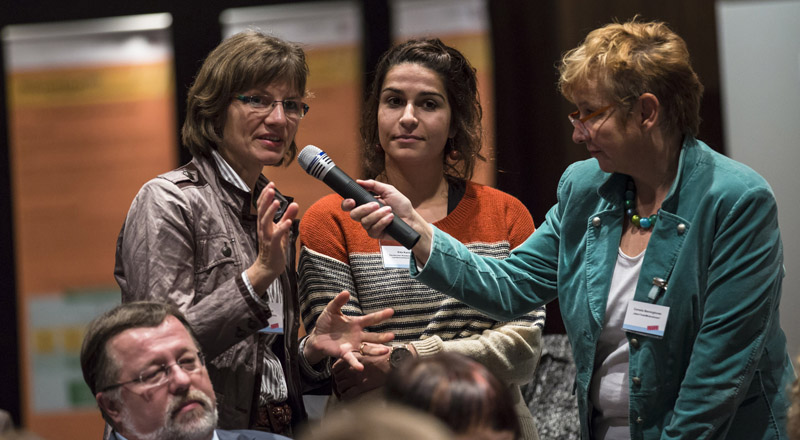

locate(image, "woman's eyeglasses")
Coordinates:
235 94 309 120
568 104 613 139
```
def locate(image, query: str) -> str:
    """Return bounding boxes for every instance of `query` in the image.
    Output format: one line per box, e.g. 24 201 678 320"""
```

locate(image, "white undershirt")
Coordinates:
589 248 644 440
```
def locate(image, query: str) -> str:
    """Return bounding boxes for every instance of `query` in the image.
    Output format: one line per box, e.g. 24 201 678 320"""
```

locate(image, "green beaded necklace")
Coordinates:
625 179 657 229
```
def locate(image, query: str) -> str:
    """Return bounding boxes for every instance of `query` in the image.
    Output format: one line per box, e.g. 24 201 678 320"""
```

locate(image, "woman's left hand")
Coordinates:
246 182 299 292
303 290 395 369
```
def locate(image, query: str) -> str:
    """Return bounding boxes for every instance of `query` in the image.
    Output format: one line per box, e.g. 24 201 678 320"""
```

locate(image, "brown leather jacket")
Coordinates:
114 155 306 431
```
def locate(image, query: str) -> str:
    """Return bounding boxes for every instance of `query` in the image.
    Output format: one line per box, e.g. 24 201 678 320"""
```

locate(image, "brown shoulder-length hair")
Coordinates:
558 18 704 138
384 351 520 438
361 38 484 180
181 30 309 165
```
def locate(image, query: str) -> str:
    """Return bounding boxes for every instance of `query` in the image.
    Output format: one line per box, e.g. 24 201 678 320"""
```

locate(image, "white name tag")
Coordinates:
260 301 284 334
380 242 411 269
260 281 284 334
622 300 670 338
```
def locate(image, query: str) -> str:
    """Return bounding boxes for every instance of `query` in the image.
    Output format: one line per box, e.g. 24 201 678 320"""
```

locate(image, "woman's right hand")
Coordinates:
342 179 434 265
246 182 299 293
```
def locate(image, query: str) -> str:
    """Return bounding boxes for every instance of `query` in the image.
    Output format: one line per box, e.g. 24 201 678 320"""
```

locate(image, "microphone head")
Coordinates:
298 145 335 180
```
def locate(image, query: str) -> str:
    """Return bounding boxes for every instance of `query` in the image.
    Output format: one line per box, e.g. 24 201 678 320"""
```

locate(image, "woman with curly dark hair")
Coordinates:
298 38 544 439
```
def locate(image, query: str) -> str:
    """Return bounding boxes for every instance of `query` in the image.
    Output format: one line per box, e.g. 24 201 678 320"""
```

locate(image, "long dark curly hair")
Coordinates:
360 38 484 180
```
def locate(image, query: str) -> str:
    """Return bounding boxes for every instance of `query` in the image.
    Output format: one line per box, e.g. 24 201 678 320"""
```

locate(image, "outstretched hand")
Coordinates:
304 290 395 370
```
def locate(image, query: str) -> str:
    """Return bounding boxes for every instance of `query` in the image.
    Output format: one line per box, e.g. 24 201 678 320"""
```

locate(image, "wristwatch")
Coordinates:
388 344 413 369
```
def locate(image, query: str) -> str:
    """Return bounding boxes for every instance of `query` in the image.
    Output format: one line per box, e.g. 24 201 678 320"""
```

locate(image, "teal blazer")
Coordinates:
414 137 794 439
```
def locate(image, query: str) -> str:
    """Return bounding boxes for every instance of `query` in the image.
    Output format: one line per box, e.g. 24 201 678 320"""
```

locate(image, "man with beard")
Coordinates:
80 301 289 440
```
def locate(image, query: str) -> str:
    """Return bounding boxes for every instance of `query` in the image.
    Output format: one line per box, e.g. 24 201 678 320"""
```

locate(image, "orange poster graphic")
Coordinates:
4 14 176 440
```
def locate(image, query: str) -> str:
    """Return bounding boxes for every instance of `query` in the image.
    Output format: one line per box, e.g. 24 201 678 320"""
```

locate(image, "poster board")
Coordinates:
391 0 495 186
3 13 177 439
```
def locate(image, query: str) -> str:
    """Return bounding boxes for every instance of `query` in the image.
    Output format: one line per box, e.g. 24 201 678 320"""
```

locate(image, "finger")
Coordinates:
257 183 277 211
264 199 281 224
274 201 299 223
358 308 394 327
324 290 351 315
341 198 357 212
348 202 383 222
339 351 365 371
365 210 396 239
257 198 278 237
356 179 396 200
355 179 379 193
331 356 349 372
359 342 390 356
363 206 393 225
361 332 395 346
353 206 392 237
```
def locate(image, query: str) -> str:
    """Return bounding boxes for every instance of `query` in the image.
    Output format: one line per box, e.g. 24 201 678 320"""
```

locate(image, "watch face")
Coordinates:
389 346 412 368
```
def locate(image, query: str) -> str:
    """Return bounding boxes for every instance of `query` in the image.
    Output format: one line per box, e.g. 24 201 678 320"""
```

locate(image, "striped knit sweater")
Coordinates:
298 181 545 384
299 181 546 439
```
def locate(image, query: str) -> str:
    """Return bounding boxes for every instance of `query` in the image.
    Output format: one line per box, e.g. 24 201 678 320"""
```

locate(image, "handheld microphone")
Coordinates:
297 145 420 249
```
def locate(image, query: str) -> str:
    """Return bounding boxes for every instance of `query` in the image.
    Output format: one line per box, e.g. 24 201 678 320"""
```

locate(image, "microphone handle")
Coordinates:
324 167 421 249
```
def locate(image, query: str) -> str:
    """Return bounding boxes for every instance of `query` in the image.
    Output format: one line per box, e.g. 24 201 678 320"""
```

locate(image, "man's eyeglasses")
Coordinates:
235 95 309 120
99 352 206 392
568 104 613 139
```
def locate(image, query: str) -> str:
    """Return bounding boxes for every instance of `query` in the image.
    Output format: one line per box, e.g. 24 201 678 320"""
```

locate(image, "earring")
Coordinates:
446 138 459 160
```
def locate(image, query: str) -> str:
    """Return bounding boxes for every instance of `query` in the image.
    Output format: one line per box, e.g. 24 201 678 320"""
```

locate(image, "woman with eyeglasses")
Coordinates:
297 38 545 439
344 19 793 439
114 30 394 437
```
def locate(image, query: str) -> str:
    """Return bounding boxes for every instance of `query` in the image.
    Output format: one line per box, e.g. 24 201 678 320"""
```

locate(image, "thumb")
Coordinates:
327 290 351 314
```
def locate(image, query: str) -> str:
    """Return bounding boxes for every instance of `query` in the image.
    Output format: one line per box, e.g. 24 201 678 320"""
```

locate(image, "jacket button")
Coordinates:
677 223 686 234
632 376 642 386
592 217 602 227
630 338 639 348
222 243 232 257
636 417 643 424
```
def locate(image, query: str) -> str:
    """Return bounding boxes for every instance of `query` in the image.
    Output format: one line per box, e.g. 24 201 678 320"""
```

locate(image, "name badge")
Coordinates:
259 301 284 334
622 300 670 338
260 283 284 334
380 240 411 269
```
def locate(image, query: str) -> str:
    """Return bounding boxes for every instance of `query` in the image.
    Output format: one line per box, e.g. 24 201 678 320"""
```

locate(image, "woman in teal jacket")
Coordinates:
344 19 794 439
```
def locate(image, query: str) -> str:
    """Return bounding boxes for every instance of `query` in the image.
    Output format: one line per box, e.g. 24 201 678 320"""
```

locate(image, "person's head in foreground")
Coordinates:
81 301 217 440
296 401 454 440
384 351 520 440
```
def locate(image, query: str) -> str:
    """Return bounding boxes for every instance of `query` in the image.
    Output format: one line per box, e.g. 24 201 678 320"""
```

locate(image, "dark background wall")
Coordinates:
0 0 723 427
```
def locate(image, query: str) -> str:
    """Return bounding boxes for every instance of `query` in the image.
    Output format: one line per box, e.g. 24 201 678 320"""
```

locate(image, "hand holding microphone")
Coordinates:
298 145 421 249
